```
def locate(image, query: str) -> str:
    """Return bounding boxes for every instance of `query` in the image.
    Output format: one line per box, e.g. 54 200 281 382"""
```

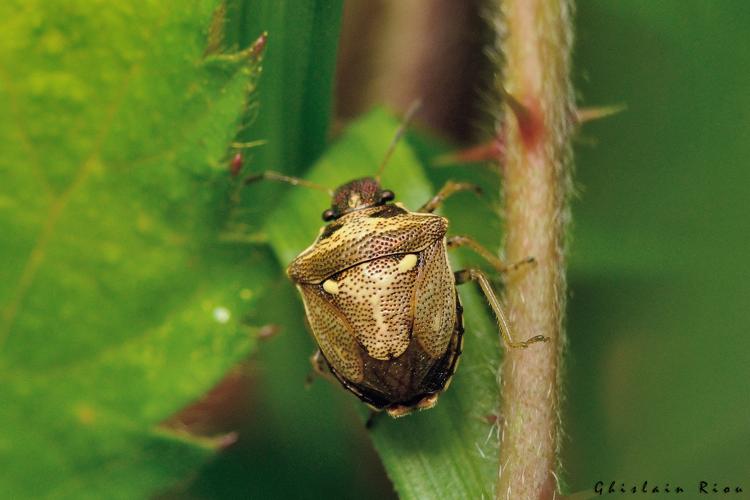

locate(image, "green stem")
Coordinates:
491 0 575 498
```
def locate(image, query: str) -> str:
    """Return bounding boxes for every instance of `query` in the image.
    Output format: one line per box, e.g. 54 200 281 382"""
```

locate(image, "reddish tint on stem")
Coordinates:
437 103 619 167
504 92 545 151
493 0 574 498
435 136 506 166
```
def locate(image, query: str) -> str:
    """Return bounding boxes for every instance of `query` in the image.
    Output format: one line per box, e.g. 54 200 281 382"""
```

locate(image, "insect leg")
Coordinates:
454 268 548 349
418 181 482 213
365 410 382 429
305 349 337 387
446 235 535 273
243 170 333 195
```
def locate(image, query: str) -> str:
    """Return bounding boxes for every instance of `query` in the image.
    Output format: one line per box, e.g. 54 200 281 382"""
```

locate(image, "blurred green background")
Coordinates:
1 1 748 499
567 1 750 495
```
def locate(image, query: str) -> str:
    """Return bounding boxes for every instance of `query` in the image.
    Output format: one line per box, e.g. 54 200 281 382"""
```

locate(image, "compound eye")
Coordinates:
379 190 395 203
322 209 337 221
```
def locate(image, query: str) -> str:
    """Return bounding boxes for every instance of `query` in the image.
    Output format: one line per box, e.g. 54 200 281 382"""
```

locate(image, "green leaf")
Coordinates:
266 109 506 499
180 3 367 498
0 1 275 497
223 0 343 175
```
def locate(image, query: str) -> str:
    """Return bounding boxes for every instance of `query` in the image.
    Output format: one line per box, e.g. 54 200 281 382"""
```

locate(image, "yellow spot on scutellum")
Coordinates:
323 279 339 295
239 288 253 301
398 254 418 273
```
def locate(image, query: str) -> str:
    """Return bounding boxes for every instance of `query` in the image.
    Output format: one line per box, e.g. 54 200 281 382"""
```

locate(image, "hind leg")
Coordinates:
305 349 337 387
454 268 548 349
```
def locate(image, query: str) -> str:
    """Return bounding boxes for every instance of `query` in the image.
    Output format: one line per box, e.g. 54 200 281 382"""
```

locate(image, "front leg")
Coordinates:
419 181 482 213
454 268 548 349
446 235 534 274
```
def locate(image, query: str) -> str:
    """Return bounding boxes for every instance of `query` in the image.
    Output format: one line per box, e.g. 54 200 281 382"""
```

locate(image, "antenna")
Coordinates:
375 99 423 181
244 170 334 196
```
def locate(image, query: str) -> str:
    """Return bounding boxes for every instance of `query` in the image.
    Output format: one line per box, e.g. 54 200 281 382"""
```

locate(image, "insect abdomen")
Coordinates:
331 295 464 411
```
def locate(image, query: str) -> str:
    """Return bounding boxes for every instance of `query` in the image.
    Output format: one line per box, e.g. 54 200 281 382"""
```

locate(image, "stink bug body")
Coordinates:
289 179 461 417
246 112 547 418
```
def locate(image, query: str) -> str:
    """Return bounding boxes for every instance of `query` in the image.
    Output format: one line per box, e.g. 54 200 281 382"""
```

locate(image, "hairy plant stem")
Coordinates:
491 0 574 499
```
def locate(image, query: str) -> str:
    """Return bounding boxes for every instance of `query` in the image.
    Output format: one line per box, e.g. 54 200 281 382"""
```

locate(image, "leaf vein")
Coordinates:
0 65 141 349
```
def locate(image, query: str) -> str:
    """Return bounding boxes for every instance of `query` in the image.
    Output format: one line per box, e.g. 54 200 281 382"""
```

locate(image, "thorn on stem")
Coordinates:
503 89 543 149
484 413 503 425
433 136 506 166
575 104 626 124
249 31 268 59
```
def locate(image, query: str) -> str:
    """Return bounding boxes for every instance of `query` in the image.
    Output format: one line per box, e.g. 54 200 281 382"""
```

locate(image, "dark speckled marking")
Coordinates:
368 204 406 219
319 221 343 240
319 204 405 241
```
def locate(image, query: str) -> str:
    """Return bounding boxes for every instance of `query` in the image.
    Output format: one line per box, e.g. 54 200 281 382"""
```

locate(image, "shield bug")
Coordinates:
246 111 547 418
